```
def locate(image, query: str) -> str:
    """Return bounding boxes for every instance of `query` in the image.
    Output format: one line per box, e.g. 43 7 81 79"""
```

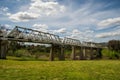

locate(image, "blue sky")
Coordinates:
0 0 120 42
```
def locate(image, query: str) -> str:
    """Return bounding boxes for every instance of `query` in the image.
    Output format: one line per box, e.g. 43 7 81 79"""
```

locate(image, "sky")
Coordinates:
0 0 120 43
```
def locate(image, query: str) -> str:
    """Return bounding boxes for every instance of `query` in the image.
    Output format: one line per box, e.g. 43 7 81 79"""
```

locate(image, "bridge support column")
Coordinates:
59 46 65 60
0 40 8 59
96 48 102 59
90 48 94 60
71 46 76 60
83 47 87 59
49 44 54 61
79 47 84 60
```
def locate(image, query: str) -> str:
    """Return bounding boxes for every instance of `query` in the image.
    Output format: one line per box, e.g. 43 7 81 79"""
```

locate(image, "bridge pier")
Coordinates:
59 46 65 60
83 47 87 59
79 47 84 60
0 40 8 59
96 48 102 59
90 48 94 60
71 46 76 60
49 44 65 61
49 44 54 61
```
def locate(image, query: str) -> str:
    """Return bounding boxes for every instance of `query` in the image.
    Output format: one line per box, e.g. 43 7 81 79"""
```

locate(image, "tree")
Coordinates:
108 40 120 52
108 40 120 59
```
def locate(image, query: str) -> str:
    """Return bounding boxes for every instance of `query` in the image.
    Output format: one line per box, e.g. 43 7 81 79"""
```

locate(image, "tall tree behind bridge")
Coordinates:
108 40 120 59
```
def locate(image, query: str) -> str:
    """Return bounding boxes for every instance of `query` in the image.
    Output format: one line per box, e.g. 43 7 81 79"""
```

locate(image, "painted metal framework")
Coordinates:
0 26 102 48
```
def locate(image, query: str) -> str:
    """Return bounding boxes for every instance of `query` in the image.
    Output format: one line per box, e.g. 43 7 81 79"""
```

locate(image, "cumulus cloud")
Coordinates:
53 28 66 34
95 30 120 38
49 28 66 34
4 24 11 28
29 0 65 16
72 29 81 34
9 12 39 22
67 29 94 42
69 29 82 39
32 24 48 32
97 17 120 28
0 7 8 11
8 0 65 22
33 24 48 29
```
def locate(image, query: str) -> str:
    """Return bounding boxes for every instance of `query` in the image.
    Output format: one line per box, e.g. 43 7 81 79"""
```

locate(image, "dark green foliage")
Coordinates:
7 42 50 60
8 41 21 54
107 40 120 59
108 40 120 52
102 48 120 59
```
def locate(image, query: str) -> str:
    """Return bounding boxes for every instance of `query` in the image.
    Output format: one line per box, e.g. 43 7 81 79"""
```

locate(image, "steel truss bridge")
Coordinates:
0 26 104 60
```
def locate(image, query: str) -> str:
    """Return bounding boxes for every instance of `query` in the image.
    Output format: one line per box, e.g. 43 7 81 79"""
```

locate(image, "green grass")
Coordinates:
0 60 120 80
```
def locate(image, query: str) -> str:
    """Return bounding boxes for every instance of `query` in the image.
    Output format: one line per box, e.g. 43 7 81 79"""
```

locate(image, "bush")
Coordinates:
7 50 14 56
15 49 30 57
102 48 120 59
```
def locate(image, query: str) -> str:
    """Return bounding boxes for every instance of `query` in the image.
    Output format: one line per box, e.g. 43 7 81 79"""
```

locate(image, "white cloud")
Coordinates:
97 17 120 28
29 0 65 16
53 28 66 34
95 30 120 38
72 29 81 34
32 24 48 32
0 24 12 29
2 7 8 12
67 29 94 42
9 12 39 22
33 24 48 29
0 7 9 15
4 24 11 28
8 0 65 22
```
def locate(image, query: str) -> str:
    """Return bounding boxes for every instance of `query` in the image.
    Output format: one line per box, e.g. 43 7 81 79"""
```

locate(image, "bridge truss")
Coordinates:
0 26 102 48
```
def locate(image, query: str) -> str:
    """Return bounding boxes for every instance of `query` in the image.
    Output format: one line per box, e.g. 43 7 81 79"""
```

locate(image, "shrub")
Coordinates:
102 48 120 59
15 49 30 57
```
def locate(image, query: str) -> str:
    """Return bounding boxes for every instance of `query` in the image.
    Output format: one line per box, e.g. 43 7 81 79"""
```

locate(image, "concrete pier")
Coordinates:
49 44 54 61
59 46 65 60
0 40 8 59
79 47 84 60
71 46 76 60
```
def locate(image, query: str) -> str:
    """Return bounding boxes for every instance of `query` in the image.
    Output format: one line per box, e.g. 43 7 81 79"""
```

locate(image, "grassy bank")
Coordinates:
0 60 120 80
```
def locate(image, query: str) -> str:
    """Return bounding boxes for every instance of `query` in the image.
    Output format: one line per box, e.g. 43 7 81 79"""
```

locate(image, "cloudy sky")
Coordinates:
0 0 120 42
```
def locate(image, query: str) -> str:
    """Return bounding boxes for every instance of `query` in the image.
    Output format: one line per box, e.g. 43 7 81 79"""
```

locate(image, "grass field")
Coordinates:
0 59 120 80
